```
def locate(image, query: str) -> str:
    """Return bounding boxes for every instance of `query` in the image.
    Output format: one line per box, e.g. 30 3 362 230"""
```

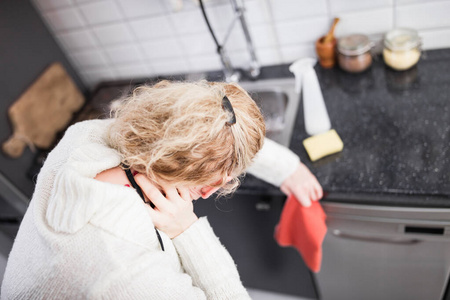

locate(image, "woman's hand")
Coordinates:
134 175 198 239
280 162 323 207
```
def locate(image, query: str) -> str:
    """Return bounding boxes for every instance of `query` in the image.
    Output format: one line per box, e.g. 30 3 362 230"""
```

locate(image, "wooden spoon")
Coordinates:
322 18 340 44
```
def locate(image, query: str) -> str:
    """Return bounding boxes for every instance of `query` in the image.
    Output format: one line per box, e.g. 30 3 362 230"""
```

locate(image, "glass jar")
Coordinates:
383 28 421 71
337 34 373 73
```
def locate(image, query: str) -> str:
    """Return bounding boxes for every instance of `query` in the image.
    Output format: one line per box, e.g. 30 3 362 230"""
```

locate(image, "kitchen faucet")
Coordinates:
199 0 260 82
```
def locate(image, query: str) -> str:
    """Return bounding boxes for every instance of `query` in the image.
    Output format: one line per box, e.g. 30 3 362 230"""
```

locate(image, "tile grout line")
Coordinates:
161 0 207 73
112 0 155 77
30 0 92 85
73 0 121 87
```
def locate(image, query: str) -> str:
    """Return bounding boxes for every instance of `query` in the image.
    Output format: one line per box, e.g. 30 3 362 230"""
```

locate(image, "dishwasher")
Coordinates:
315 201 450 300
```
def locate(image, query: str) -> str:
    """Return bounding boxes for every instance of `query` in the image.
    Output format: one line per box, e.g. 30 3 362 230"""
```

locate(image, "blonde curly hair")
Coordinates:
108 80 265 195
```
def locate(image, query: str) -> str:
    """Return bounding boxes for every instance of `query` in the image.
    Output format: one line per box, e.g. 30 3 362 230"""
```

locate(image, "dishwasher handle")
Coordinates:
332 229 421 245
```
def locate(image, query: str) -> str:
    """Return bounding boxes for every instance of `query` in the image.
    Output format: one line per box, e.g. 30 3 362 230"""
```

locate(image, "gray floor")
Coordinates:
247 288 312 300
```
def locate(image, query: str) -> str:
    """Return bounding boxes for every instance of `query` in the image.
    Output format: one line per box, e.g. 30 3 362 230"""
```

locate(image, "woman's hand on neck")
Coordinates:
134 174 199 238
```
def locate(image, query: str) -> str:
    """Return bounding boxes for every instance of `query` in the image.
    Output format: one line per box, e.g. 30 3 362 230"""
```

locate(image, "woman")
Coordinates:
1 80 321 299
2 80 259 299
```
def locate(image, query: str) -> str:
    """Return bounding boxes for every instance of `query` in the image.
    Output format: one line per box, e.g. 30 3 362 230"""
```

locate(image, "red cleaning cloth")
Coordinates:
275 195 327 273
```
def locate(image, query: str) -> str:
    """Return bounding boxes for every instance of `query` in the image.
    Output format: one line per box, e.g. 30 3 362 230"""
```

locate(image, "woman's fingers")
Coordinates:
134 174 170 211
164 186 182 202
143 184 197 239
161 185 192 202
311 177 323 201
145 205 165 225
177 186 192 201
280 184 290 196
315 183 323 201
291 184 311 207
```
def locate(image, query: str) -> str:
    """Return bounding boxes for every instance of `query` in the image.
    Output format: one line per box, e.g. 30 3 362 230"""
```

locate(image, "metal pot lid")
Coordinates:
338 34 372 56
384 28 420 51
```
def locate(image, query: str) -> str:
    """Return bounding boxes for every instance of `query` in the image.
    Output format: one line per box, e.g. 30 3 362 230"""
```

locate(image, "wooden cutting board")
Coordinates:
2 62 85 158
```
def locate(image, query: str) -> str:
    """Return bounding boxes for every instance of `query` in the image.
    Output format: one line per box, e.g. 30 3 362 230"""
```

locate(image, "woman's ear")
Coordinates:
200 176 233 199
200 186 220 199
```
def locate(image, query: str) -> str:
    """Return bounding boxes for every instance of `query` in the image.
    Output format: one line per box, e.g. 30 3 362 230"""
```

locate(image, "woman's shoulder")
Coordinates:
64 119 114 143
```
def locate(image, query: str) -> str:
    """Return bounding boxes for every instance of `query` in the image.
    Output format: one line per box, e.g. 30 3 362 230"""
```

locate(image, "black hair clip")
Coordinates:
222 96 236 126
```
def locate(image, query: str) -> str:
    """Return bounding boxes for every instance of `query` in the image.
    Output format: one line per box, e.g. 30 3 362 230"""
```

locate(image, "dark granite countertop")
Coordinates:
238 49 450 208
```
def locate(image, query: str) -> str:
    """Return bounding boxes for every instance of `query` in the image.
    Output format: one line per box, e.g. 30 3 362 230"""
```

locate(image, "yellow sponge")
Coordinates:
303 129 344 161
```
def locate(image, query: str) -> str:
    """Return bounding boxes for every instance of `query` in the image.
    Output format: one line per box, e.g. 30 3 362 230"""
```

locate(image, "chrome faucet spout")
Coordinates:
230 0 260 79
198 0 260 82
219 47 241 82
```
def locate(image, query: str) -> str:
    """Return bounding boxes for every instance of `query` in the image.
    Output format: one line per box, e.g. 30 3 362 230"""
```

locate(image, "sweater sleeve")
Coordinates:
246 138 300 187
99 217 250 300
172 217 250 300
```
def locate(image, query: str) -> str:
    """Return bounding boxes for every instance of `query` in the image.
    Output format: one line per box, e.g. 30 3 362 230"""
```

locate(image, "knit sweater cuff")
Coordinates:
247 138 300 187
173 217 250 300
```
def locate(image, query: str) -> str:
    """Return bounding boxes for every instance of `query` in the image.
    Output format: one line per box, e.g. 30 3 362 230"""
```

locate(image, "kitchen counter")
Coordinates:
29 49 449 209
239 49 450 208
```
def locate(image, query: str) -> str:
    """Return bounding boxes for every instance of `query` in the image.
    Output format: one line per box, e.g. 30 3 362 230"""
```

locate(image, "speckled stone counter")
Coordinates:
239 49 450 208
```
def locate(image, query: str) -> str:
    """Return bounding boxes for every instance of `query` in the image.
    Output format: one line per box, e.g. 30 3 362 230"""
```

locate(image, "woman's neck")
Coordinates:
94 166 131 186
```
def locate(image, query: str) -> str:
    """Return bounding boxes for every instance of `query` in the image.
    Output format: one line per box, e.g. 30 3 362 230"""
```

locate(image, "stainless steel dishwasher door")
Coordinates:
315 202 450 300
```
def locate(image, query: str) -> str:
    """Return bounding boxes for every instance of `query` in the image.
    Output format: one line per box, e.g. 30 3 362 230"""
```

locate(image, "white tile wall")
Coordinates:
92 23 134 46
105 44 144 64
116 63 151 78
33 0 73 11
269 0 327 22
31 0 450 89
79 0 123 26
142 38 185 59
329 0 393 14
333 8 394 37
71 49 109 68
57 29 97 50
152 57 190 75
419 28 450 50
116 0 167 19
44 7 85 31
188 54 222 72
129 16 175 40
275 17 330 46
178 32 217 56
396 1 450 30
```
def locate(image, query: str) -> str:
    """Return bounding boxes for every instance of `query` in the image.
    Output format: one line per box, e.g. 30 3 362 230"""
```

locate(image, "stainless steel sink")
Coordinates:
239 78 299 147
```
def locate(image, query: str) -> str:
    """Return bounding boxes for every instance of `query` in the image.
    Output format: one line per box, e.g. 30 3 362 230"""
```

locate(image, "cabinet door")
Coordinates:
194 193 318 299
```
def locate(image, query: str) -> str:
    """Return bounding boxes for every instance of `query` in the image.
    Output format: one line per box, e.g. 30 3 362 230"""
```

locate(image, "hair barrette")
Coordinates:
222 96 236 126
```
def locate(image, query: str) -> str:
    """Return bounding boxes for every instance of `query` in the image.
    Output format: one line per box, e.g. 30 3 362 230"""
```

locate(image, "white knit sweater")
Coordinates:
1 119 299 300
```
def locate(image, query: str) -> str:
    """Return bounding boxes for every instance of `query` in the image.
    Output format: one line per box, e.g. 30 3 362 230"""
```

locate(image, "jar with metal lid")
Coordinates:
383 28 421 71
337 34 373 73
